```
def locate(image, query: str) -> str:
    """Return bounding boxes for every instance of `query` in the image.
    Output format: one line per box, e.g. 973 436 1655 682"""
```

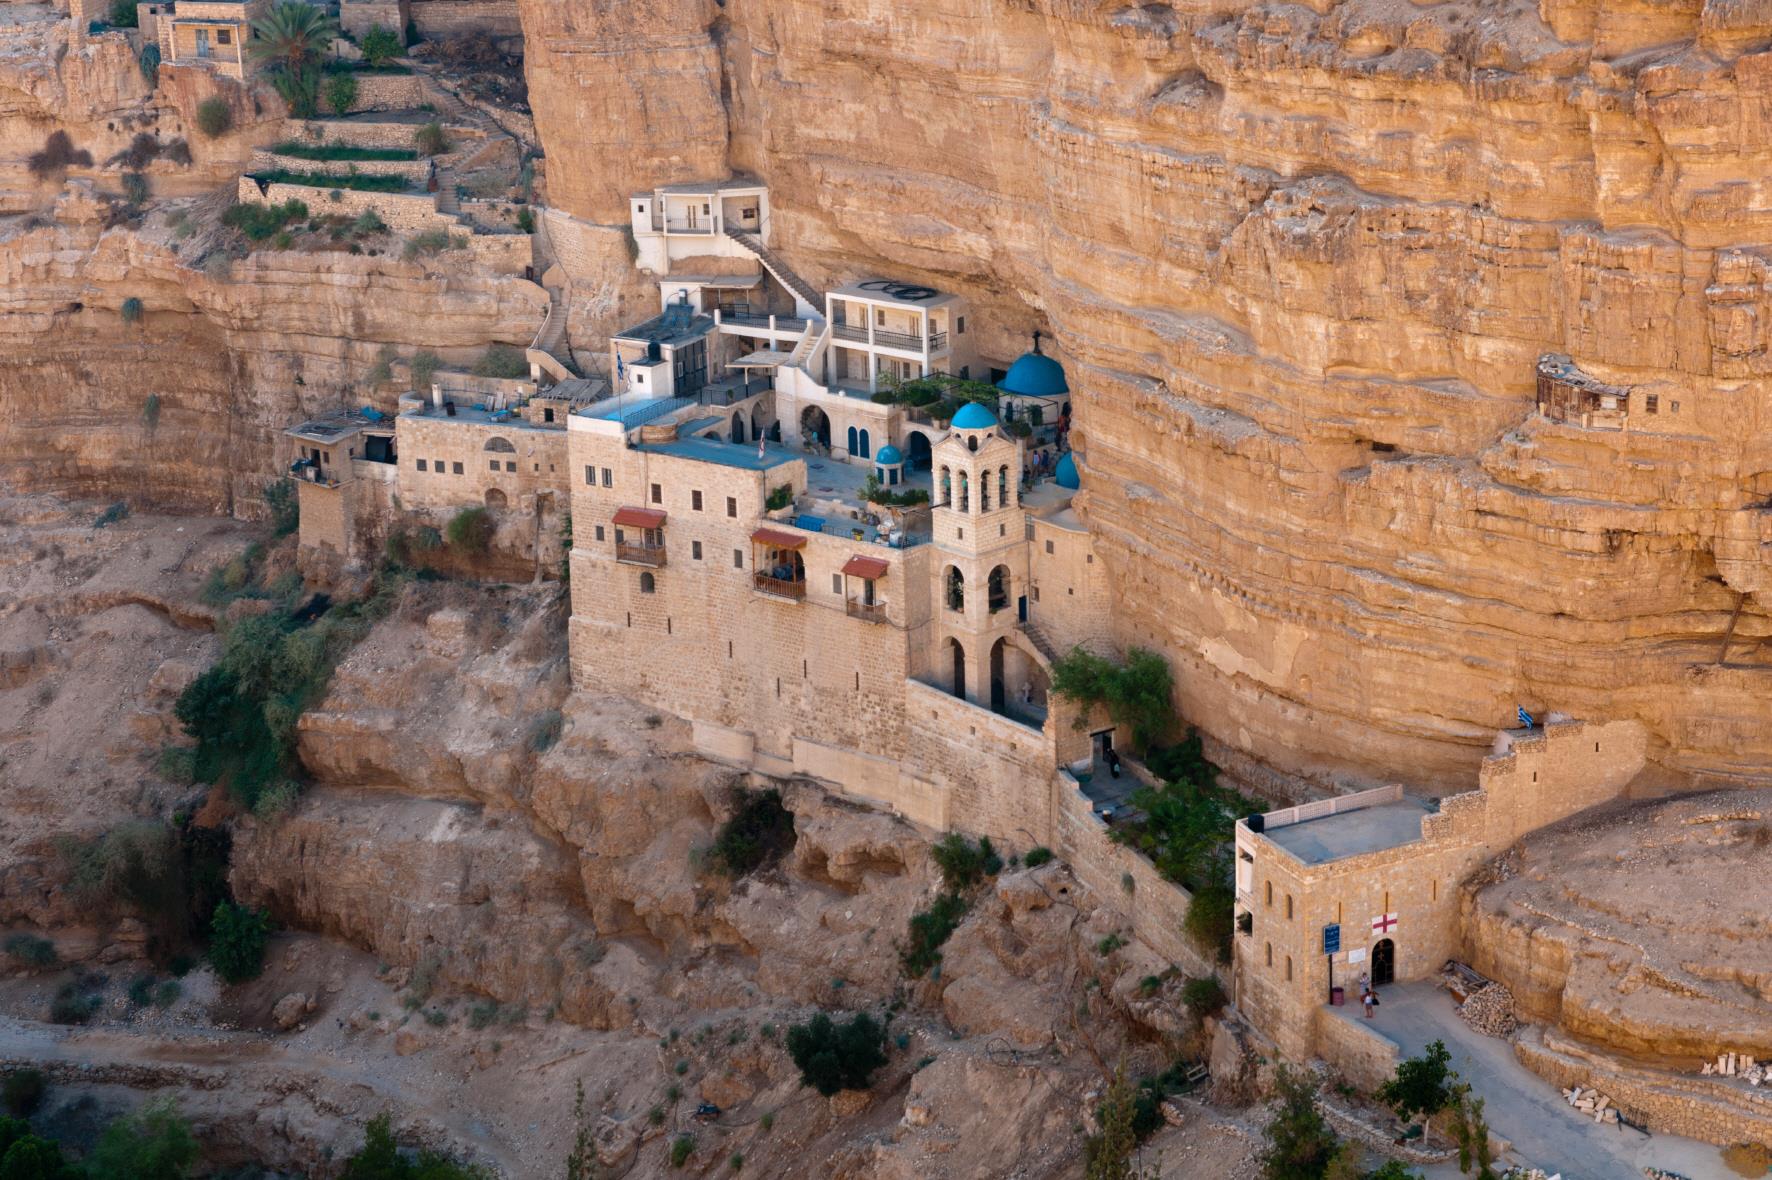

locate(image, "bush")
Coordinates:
194 97 233 139
527 709 564 753
471 344 528 379
413 121 449 157
360 24 402 66
252 168 406 193
264 476 299 536
120 296 143 323
1181 975 1227 1019
929 833 1000 892
138 42 160 85
323 71 359 116
668 1135 694 1168
403 229 465 259
515 206 534 233
1260 1066 1338 1180
87 1098 199 1179
209 901 270 983
764 485 793 512
273 141 416 163
708 788 796 877
3 935 56 968
1023 846 1054 868
222 198 309 242
107 0 138 26
351 209 389 236
0 1121 74 1178
899 891 967 978
342 1113 492 1178
409 350 442 391
445 506 494 553
1377 1040 1457 1124
121 171 150 208
26 130 93 180
1083 1065 1153 1180
50 983 100 1025
93 501 130 528
1183 883 1235 964
1 1070 45 1117
1050 645 1174 751
1114 731 1257 896
785 1012 888 1096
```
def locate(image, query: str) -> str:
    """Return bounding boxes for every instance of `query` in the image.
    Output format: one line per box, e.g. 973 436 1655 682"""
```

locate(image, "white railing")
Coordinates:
1260 783 1403 831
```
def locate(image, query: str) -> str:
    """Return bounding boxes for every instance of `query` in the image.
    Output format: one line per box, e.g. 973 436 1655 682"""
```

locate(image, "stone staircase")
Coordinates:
723 226 822 318
1019 619 1060 664
434 164 460 215
527 286 575 382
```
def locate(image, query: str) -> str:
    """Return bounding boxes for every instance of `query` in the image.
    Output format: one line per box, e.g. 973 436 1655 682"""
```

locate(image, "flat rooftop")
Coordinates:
652 178 767 196
636 435 798 471
831 280 958 310
286 409 387 443
1264 796 1437 866
403 402 559 430
577 396 692 431
612 309 713 348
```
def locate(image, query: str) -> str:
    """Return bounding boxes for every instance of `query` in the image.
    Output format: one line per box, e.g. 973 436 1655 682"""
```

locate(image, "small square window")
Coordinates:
584 465 595 485
957 315 965 334
594 525 605 541
452 461 464 475
1032 586 1040 602
1670 400 1680 413
1086 554 1093 563
650 483 662 504
726 496 737 518
957 527 964 539
490 460 500 471
733 549 743 569
505 461 516 473
434 458 443 471
692 490 703 511
216 27 231 43
1645 393 1660 414
601 468 613 488
1045 540 1054 555
417 459 428 472
543 408 555 423
692 540 703 560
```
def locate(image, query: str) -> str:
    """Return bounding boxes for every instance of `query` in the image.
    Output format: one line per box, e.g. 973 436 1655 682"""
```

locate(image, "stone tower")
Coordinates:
929 402 1026 709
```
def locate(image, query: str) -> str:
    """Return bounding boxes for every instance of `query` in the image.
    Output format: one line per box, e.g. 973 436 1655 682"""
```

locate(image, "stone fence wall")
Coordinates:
346 72 426 112
286 117 464 153
339 0 402 38
250 149 430 183
242 177 446 233
409 0 521 37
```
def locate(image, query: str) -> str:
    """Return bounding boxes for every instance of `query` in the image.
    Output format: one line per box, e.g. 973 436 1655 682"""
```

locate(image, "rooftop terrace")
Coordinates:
1258 786 1438 866
575 396 694 430
286 408 387 444
635 435 798 471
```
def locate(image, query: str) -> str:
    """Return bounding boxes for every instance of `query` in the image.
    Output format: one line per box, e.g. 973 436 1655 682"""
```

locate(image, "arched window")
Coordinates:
484 436 517 453
958 471 969 512
1265 881 1273 907
857 428 870 459
639 571 655 593
1285 955 1293 981
981 475 991 512
987 565 1009 613
939 466 951 506
945 566 965 612
847 425 859 455
967 435 978 453
999 465 1009 506
1285 894 1294 920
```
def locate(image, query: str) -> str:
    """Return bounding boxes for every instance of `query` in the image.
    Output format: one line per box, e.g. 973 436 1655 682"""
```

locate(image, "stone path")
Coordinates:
1344 983 1732 1180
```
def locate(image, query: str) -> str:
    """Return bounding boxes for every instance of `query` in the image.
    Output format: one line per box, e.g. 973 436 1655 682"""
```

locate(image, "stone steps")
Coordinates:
722 226 822 315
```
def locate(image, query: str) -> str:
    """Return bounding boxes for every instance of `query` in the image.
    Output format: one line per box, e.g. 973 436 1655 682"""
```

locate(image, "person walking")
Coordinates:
1362 988 1375 1019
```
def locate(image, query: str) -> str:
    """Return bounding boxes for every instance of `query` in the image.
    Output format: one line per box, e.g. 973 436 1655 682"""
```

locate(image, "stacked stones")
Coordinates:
1700 1052 1765 1085
1500 1168 1563 1180
1457 982 1517 1037
1562 1086 1621 1124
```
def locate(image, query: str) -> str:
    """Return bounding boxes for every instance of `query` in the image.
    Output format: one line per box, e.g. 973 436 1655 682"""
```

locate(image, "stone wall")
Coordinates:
345 71 425 112
409 0 520 38
903 678 1053 844
338 0 402 38
1312 1010 1402 1093
296 478 353 561
249 148 430 183
395 411 566 519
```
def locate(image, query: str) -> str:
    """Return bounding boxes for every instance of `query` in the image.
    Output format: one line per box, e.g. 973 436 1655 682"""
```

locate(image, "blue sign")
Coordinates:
1322 923 1341 956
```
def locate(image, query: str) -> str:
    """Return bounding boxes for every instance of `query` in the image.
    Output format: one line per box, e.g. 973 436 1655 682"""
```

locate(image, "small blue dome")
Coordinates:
874 444 903 464
951 402 998 430
999 350 1069 399
1055 452 1079 489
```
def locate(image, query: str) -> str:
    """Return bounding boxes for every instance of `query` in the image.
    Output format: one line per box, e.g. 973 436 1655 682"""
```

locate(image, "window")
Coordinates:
505 461 516 473
1670 400 1680 413
960 365 969 379
832 573 842 594
417 459 428 472
1264 881 1273 907
639 572 655 593
692 490 703 511
1031 586 1040 602
956 316 965 334
602 468 613 488
584 465 594 485
726 496 737 518
433 458 442 471
876 308 886 326
1645 394 1659 414
650 483 662 504
452 461 464 475
733 549 743 569
1045 540 1054 555
594 525 605 541
1265 943 1272 967
491 460 500 472
635 204 644 215
692 540 703 560
216 26 231 43
1285 894 1293 920
544 408 555 423
1285 956 1293 981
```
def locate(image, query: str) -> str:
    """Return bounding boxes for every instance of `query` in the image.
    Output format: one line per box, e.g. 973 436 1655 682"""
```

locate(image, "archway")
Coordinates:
484 436 516 454
857 427 871 460
847 425 858 455
945 566 965 612
484 487 508 510
990 637 1006 714
801 405 831 450
947 637 966 700
731 412 746 444
752 405 763 439
906 431 932 472
987 565 1010 613
1371 939 1395 987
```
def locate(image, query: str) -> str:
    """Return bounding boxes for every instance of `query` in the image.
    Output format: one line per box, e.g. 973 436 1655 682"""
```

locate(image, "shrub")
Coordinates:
85 1098 200 1179
127 973 157 1007
264 476 299 536
209 901 270 983
142 393 161 428
1260 1066 1338 1180
4 934 57 968
360 24 402 66
1183 883 1235 964
1023 846 1054 868
708 787 796 877
1114 731 1257 896
194 97 233 139
1050 645 1174 751
413 121 449 157
445 506 494 553
342 1112 492 1178
107 0 138 26
1 1069 45 1116
367 343 398 385
222 198 309 242
94 501 130 528
785 1012 888 1096
1377 1040 1458 1125
403 229 465 259
527 709 564 753
929 833 1000 892
1083 1065 1160 1180
50 983 100 1025
121 171 150 208
764 485 793 512
139 42 161 84
1365 1163 1421 1180
1181 975 1227 1019
153 980 182 1008
351 209 388 236
26 130 93 180
409 350 442 391
253 168 406 193
120 296 144 323
0 1123 74 1177
899 890 967 978
323 70 359 116
515 206 534 233
273 141 416 163
472 343 528 379
668 1135 694 1168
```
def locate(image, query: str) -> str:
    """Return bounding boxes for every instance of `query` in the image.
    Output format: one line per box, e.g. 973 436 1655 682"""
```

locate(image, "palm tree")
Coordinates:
248 2 338 117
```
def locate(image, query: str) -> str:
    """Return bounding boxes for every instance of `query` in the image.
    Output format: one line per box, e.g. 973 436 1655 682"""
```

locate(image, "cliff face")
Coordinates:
519 0 1772 789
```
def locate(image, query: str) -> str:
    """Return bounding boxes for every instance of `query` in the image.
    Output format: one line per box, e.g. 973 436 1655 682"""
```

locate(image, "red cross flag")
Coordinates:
1371 913 1398 934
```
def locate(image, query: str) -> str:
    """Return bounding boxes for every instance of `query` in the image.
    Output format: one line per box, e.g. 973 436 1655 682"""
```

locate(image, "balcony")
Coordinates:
928 331 948 353
845 599 887 623
872 327 925 352
616 540 666 568
832 322 869 344
662 220 713 235
753 573 806 600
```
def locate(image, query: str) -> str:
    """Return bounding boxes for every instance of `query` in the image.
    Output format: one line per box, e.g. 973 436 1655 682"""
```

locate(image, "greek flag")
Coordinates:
616 355 626 380
1517 706 1535 729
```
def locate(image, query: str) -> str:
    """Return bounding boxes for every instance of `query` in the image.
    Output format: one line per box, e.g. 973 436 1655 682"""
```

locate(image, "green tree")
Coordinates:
1260 1066 1339 1180
341 1113 490 1179
709 788 796 877
785 1012 888 1096
323 70 359 115
359 24 402 66
413 120 449 157
445 506 494 553
1049 646 1173 750
1377 1041 1457 1125
208 901 269 983
1447 1092 1496 1180
1084 1065 1160 1180
84 1099 198 1180
248 2 338 118
193 97 232 138
0 1132 78 1180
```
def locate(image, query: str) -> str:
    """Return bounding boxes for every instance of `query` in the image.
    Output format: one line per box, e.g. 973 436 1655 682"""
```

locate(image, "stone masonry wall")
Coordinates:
409 0 521 38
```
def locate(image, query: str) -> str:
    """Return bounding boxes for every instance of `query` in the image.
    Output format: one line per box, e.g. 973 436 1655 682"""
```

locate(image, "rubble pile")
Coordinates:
1561 1085 1621 1124
1500 1168 1562 1180
1700 1052 1766 1085
1642 1169 1693 1180
1457 982 1518 1037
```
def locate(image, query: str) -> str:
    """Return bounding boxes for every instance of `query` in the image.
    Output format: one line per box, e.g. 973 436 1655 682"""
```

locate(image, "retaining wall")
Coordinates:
409 0 521 38
250 148 430 182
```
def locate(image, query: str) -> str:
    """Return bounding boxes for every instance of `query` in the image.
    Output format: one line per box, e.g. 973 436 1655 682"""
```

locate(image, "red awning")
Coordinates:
841 555 889 580
750 526 806 549
613 506 667 528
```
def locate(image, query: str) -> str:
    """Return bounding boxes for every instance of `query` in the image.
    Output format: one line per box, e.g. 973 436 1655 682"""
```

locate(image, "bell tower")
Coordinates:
930 402 1026 709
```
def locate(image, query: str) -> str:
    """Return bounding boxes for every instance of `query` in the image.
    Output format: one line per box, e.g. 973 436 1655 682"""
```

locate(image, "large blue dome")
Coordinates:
951 402 998 430
999 350 1069 399
1055 451 1079 489
874 443 903 464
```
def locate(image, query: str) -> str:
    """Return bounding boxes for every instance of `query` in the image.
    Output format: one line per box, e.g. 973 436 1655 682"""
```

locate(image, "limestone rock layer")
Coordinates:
519 0 1772 788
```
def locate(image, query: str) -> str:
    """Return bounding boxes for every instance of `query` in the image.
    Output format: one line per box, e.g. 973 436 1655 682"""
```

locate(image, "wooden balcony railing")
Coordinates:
616 541 666 567
753 573 806 600
846 599 887 623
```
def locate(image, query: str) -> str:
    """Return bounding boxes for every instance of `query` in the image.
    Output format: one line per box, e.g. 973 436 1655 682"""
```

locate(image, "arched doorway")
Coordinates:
1371 939 1395 987
990 637 1007 714
731 412 746 444
484 487 508 510
987 565 1010 613
857 427 871 459
801 406 831 450
944 566 965 612
906 431 932 472
752 405 763 439
947 637 966 700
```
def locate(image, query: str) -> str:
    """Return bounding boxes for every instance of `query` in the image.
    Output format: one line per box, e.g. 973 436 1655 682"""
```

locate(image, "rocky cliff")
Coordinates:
518 0 1772 790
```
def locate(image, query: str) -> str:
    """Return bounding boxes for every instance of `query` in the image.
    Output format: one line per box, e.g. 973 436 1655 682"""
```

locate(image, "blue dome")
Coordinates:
1055 452 1079 489
951 402 998 430
999 350 1069 399
874 444 903 464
